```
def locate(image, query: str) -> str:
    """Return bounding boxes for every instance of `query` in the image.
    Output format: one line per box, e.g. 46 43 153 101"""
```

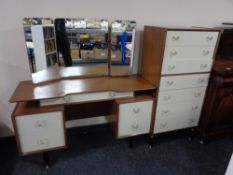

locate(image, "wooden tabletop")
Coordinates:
10 76 156 103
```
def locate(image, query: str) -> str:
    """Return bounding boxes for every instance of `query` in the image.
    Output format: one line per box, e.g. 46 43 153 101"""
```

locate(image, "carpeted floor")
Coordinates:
0 124 232 175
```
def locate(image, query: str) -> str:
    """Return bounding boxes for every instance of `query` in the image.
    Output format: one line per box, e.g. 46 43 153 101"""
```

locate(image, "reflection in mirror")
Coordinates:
54 18 109 74
23 18 58 73
110 20 136 76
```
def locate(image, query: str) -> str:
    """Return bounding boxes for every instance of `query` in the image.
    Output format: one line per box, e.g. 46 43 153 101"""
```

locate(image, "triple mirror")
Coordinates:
23 18 136 83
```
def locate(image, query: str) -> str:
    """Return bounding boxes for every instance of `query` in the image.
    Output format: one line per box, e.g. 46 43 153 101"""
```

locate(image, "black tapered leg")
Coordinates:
43 152 50 169
149 134 154 149
128 137 134 149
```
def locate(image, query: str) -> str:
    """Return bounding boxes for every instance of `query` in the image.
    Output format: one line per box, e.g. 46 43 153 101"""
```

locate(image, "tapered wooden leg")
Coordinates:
43 152 50 169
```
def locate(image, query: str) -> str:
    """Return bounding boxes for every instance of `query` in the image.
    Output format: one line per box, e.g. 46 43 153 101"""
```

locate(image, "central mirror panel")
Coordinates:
55 18 109 73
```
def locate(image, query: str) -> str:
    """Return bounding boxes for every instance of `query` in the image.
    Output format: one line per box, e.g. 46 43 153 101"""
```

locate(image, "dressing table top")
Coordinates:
10 76 156 103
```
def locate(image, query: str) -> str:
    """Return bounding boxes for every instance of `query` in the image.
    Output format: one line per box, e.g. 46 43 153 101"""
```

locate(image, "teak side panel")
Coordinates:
10 76 156 102
141 26 167 86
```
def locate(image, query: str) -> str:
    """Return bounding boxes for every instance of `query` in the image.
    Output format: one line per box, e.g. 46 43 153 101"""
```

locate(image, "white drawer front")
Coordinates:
154 114 199 134
166 31 219 46
118 100 153 137
15 111 65 154
40 91 134 106
154 101 202 133
159 74 210 91
157 87 207 105
161 59 213 75
163 46 215 61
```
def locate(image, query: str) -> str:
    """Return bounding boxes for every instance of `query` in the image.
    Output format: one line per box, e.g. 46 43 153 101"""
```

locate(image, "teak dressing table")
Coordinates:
10 75 157 167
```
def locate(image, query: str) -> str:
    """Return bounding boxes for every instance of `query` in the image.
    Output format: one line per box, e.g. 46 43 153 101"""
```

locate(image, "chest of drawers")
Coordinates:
141 26 220 135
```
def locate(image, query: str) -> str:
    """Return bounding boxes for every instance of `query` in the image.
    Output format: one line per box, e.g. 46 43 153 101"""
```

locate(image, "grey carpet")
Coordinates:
0 124 232 175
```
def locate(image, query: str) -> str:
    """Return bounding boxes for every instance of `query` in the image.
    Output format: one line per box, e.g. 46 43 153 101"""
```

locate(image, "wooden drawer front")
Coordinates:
166 31 219 46
161 59 213 75
163 46 215 61
40 91 134 106
118 100 153 137
159 74 210 91
154 101 202 133
15 111 65 154
157 87 207 105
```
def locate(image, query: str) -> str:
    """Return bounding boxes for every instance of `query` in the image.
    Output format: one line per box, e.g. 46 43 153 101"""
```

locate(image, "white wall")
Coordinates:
0 0 233 137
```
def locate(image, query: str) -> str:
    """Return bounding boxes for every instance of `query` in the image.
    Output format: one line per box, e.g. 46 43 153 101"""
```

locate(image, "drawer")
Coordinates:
40 91 134 106
15 111 65 155
159 74 210 91
166 31 219 46
118 100 153 138
154 113 199 134
163 46 215 61
154 101 202 133
157 87 207 105
161 59 213 75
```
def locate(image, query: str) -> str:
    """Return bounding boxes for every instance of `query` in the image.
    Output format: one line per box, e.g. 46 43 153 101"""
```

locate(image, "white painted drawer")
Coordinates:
157 87 207 105
163 46 215 61
154 101 202 133
118 100 153 137
159 74 210 91
166 31 219 46
161 59 213 75
40 91 134 106
15 111 65 154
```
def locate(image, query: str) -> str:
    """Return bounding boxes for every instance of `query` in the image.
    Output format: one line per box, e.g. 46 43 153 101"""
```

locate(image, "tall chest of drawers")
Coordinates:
141 26 220 134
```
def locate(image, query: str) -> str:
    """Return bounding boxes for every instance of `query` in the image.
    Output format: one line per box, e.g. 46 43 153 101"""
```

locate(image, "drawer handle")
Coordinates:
206 36 213 42
64 96 71 103
35 121 47 128
202 50 210 56
194 92 201 97
190 118 197 123
169 51 177 56
38 138 49 145
109 91 116 98
164 95 172 101
198 78 205 84
161 109 169 115
200 64 208 69
161 123 167 128
172 36 180 41
132 124 139 130
168 65 175 71
166 81 174 86
133 108 140 114
192 106 199 111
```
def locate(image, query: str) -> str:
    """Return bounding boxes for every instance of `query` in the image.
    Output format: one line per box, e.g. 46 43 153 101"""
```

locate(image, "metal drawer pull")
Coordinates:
206 36 213 41
169 51 177 56
109 91 116 98
168 65 175 71
200 64 208 69
172 36 180 41
192 106 198 111
161 109 169 115
64 96 71 103
38 138 49 145
202 50 210 56
133 108 140 114
161 123 167 128
190 118 196 123
132 124 139 129
35 121 47 128
194 92 201 97
164 95 171 100
198 78 205 84
166 81 174 86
